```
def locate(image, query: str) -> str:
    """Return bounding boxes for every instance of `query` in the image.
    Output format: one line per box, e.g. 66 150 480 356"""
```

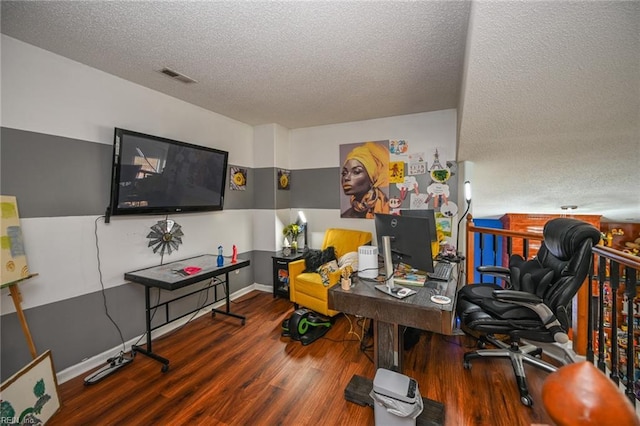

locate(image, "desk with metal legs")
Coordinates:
329 270 461 372
125 254 250 372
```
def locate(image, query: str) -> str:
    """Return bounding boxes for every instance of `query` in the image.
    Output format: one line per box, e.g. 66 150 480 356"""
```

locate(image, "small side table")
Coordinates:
272 251 304 299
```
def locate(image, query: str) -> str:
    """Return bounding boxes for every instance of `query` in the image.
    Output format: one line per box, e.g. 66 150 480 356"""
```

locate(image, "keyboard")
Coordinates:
428 262 454 281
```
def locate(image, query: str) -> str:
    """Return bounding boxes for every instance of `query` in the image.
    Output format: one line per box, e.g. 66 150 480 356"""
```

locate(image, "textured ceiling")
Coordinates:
457 0 639 222
0 0 471 129
1 1 639 222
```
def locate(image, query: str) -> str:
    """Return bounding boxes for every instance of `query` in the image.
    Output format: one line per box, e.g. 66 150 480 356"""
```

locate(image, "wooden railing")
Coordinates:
463 216 543 285
463 216 640 406
588 246 640 406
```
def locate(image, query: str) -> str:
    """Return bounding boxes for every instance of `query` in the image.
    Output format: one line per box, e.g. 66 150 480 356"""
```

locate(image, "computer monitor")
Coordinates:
374 213 435 276
400 209 437 242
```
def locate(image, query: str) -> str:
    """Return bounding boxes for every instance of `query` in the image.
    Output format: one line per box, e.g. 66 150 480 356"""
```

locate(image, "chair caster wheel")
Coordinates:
477 341 486 349
463 361 472 370
520 395 533 407
161 364 169 373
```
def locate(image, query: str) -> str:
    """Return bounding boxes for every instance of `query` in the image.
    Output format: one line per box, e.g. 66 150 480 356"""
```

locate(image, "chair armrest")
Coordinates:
288 259 307 302
477 265 510 275
327 269 342 287
288 259 306 276
477 266 511 288
492 289 568 344
492 290 542 304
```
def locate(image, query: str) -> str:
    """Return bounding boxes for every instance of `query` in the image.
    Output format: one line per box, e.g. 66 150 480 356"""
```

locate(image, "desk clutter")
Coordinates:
392 261 455 287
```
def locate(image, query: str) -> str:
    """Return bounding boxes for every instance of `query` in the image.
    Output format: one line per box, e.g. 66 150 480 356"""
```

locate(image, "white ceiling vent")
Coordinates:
158 67 197 84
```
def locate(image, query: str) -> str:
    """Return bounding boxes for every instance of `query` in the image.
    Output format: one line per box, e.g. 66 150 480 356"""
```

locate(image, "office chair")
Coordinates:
456 218 601 407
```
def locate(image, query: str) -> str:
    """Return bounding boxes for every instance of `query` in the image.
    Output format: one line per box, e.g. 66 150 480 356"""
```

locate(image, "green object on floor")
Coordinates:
281 308 331 345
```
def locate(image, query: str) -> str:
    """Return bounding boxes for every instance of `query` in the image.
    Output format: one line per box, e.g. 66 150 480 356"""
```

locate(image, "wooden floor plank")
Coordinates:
48 291 554 425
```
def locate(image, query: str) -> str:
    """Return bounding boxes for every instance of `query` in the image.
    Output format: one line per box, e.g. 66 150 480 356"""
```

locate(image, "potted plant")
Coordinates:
283 223 301 253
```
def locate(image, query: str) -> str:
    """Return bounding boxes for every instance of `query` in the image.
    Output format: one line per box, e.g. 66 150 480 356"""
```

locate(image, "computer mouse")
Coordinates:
397 288 410 297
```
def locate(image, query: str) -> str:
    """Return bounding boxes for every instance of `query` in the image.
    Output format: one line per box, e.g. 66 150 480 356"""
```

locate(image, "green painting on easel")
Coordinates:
1 195 30 287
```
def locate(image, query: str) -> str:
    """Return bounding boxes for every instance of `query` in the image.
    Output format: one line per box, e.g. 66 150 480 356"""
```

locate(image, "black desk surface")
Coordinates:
329 275 461 335
125 254 250 291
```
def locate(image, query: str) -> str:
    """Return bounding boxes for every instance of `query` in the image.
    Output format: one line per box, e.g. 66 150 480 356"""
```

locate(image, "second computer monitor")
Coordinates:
374 213 435 274
400 209 437 242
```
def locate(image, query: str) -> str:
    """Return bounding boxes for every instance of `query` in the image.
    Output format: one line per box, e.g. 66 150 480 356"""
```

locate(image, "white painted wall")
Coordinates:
1 35 255 312
253 124 277 168
290 110 457 170
289 109 459 244
252 123 292 252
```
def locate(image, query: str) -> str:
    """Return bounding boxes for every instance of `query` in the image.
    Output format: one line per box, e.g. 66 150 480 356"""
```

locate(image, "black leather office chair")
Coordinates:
456 218 601 407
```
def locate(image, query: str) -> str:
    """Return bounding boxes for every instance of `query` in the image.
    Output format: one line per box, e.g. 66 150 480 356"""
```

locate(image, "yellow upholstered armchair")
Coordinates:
288 228 373 317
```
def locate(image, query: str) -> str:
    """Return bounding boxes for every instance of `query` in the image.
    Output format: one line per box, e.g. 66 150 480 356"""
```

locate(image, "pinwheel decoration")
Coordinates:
146 219 183 256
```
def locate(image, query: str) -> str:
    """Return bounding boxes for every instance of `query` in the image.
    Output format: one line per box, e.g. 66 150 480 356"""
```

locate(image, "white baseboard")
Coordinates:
57 284 271 384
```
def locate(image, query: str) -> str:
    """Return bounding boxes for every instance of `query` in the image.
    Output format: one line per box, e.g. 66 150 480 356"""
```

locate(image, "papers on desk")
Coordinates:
393 273 427 286
393 264 427 286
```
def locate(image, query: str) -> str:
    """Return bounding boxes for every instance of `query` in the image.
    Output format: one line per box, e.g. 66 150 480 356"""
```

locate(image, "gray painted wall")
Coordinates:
290 168 340 209
253 168 277 210
1 127 112 218
0 127 267 380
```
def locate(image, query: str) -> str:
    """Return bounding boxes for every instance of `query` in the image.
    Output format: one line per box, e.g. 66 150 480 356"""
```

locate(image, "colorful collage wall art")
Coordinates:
339 139 458 250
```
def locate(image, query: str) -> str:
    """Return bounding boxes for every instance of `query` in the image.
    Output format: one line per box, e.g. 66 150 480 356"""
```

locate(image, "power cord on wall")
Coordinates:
85 215 133 385
86 213 220 384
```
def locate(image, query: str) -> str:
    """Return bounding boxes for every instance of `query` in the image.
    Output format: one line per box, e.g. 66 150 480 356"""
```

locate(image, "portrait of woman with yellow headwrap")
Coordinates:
340 141 390 219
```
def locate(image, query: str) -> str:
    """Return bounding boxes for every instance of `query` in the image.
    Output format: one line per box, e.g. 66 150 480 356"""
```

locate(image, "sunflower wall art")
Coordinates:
230 166 247 191
277 169 291 190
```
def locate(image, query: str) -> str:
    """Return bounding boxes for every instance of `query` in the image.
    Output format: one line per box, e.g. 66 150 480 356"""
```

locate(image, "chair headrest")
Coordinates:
543 218 601 260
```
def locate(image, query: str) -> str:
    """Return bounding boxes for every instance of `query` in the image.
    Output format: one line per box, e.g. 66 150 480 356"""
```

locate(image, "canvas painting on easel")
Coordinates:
1 195 30 287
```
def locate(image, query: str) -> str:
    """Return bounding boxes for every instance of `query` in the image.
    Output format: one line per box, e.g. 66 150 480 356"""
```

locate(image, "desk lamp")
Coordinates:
455 181 472 260
297 210 308 251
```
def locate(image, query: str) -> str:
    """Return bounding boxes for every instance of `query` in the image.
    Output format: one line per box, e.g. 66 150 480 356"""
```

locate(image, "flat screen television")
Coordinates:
374 213 435 274
106 128 228 221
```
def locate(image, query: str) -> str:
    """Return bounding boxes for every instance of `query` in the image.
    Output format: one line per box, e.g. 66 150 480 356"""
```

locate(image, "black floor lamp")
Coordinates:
455 181 472 260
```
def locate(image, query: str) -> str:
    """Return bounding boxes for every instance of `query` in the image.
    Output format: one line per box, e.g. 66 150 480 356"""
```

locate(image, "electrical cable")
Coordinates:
156 278 215 339
342 312 362 342
85 216 138 385
94 216 126 354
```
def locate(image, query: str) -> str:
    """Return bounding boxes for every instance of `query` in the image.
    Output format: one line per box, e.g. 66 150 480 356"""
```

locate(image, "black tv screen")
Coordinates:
106 128 228 220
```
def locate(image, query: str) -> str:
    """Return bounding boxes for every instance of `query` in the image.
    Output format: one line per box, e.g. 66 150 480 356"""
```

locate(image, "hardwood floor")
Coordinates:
49 291 554 425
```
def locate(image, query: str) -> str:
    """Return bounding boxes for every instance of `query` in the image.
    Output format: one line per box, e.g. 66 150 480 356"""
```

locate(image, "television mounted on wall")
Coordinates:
105 128 228 222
